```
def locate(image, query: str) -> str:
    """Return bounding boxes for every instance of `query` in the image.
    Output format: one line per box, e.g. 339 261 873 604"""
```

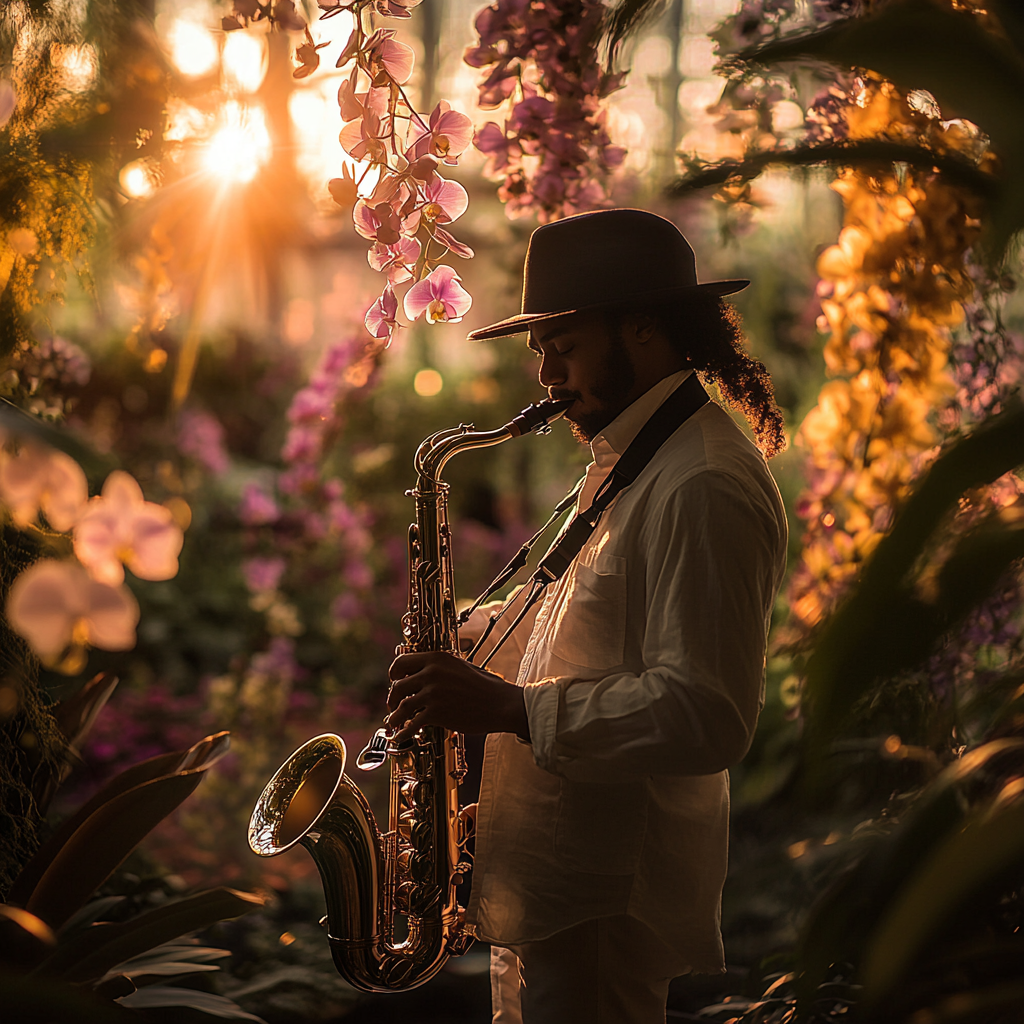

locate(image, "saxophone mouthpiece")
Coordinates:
508 398 574 437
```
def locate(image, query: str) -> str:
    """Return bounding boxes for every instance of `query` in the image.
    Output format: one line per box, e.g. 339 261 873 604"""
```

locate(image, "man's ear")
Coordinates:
632 314 658 344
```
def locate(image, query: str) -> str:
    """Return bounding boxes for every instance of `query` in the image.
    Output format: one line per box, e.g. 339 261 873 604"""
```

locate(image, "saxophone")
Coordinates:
248 398 571 993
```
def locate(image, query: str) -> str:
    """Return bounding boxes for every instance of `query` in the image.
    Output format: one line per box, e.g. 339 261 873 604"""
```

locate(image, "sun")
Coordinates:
202 102 272 185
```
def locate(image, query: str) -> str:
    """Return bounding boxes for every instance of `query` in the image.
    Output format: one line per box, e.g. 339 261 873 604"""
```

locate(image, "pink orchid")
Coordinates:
420 175 469 224
364 28 415 85
430 224 474 260
73 472 185 585
365 283 400 340
337 75 388 123
404 265 472 325
407 101 474 164
353 199 405 244
339 111 389 163
0 441 88 532
6 559 139 662
368 236 421 283
373 0 422 17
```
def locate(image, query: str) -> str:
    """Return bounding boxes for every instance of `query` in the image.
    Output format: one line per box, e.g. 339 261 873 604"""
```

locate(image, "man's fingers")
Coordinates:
389 650 463 681
387 674 424 709
391 704 431 743
389 652 431 680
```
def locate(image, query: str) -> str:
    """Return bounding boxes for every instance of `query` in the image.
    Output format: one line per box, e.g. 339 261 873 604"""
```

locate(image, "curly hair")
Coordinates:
614 295 787 458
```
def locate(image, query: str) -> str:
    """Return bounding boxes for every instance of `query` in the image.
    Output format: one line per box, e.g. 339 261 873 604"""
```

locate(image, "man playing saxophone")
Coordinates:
386 210 789 1024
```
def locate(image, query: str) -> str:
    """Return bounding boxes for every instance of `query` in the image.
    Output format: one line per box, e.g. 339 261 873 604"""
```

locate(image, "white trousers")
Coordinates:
490 915 685 1024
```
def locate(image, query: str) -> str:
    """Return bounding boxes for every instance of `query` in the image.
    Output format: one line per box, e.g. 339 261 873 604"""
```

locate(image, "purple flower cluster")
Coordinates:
238 337 378 633
465 0 627 223
176 408 230 475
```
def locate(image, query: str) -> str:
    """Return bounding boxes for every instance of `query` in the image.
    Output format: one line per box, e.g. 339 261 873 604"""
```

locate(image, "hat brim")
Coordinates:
466 280 750 341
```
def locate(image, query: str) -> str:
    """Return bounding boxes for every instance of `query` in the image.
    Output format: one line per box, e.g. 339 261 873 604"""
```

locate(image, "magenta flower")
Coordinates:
365 283 400 340
6 559 139 663
282 425 322 463
240 483 280 525
0 441 88 532
176 409 230 475
242 555 287 593
73 472 185 586
407 101 474 165
404 265 472 325
474 121 518 174
367 236 421 284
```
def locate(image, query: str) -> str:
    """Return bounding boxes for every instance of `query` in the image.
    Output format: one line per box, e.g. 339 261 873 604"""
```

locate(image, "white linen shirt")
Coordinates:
463 370 788 971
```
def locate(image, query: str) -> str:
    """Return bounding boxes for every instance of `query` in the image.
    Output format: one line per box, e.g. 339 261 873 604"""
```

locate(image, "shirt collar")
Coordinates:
589 369 694 467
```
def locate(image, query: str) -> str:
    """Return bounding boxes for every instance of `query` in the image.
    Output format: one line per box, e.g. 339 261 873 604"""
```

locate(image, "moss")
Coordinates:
0 525 67 901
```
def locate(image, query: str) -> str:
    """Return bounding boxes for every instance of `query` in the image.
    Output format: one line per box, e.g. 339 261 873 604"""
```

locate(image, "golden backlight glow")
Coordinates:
203 102 271 183
51 43 98 91
222 31 266 94
168 20 218 78
119 159 156 198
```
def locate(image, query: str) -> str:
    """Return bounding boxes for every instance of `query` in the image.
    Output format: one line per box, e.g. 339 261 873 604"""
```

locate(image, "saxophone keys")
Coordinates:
355 728 390 771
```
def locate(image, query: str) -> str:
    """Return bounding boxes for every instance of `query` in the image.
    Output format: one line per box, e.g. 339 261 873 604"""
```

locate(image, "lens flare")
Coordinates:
203 102 271 184
223 32 266 93
119 160 157 198
168 20 218 78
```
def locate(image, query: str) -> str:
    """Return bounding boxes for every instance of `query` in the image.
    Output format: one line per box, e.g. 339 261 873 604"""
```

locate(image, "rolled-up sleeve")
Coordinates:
524 470 783 783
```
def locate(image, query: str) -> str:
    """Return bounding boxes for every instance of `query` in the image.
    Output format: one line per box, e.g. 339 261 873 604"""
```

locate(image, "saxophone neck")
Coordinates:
415 398 572 484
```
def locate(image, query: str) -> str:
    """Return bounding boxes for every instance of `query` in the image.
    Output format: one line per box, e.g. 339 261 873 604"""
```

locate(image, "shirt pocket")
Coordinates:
555 778 648 875
551 555 627 671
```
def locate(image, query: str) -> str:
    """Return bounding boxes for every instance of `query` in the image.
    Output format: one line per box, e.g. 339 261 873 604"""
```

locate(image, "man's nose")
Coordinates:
538 352 566 389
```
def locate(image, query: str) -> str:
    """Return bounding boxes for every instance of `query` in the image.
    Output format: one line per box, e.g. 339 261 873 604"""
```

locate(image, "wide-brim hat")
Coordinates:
467 208 749 341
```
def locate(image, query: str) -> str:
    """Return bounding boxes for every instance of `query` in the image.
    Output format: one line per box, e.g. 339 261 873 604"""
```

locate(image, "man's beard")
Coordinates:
557 342 638 444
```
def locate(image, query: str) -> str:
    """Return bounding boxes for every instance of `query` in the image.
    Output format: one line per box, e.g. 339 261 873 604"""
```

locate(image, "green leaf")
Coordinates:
32 674 119 816
739 0 1024 254
668 140 998 201
796 739 1024 1003
50 672 119 752
862 798 1024 1004
118 985 267 1021
0 904 56 970
742 0 1024 148
11 732 231 927
52 888 262 985
0 967 132 1023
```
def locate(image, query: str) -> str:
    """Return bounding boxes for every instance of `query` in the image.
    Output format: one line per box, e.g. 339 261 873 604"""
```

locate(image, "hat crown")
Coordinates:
522 209 699 315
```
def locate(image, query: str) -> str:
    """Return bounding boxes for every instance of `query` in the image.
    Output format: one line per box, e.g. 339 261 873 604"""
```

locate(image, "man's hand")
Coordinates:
386 652 530 744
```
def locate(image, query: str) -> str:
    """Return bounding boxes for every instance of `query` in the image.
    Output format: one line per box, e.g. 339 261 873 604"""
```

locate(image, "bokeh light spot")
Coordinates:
414 369 443 397
120 159 156 198
223 31 266 94
168 20 219 78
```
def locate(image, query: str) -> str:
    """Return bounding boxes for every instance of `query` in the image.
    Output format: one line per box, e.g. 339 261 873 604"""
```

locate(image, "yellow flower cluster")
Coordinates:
787 77 987 639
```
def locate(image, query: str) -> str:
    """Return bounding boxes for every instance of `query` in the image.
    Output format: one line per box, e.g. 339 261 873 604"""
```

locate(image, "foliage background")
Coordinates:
4 0 1024 1021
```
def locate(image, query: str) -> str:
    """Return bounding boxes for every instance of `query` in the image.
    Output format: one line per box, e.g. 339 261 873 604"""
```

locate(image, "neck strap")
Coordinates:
471 373 710 668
